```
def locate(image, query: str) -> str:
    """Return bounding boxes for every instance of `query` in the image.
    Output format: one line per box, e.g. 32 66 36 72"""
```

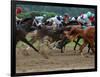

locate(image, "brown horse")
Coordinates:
16 17 43 56
64 26 95 56
16 29 39 53
30 24 64 49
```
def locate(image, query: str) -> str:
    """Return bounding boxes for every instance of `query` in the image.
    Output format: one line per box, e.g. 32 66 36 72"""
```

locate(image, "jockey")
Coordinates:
77 11 93 29
46 15 63 30
16 7 23 30
16 7 22 15
62 13 70 26
55 15 63 25
16 7 22 21
88 13 95 26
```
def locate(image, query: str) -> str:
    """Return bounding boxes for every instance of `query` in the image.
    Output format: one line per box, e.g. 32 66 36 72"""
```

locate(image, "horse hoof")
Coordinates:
74 48 76 51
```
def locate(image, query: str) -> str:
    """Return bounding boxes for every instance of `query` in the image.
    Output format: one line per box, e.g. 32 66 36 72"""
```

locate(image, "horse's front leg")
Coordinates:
79 41 87 56
90 41 95 54
21 38 39 56
74 37 81 50
61 45 65 53
86 38 95 55
61 48 63 53
88 44 91 53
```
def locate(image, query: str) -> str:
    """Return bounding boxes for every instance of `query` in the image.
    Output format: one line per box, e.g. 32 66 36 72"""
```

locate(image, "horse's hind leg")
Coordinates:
63 45 66 51
61 47 64 53
21 38 39 53
87 44 94 55
88 44 91 53
79 41 87 56
74 37 81 50
90 42 95 54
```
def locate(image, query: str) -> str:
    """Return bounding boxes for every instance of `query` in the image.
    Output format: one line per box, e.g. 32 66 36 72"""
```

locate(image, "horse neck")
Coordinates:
77 29 84 37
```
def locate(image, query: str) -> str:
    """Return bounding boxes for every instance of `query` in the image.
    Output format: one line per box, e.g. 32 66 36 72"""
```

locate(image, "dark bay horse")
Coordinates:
16 17 40 54
30 24 64 49
16 29 39 53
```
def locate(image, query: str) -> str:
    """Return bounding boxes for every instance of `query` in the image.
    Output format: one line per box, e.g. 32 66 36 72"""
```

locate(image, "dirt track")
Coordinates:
16 45 95 73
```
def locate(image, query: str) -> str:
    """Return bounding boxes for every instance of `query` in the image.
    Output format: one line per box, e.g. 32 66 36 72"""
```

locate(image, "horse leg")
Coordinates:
61 42 66 53
59 41 64 53
88 44 90 53
90 42 95 54
63 45 66 51
60 37 70 53
79 41 87 56
61 45 66 53
26 37 36 50
73 37 81 50
21 38 39 53
61 47 64 53
60 43 64 53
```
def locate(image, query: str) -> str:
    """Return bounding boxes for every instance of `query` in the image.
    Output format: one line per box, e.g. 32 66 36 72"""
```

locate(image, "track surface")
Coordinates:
16 44 95 73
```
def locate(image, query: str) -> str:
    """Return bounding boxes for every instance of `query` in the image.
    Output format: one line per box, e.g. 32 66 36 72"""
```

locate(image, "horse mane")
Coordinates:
21 18 33 24
69 27 83 36
66 21 79 25
66 21 81 26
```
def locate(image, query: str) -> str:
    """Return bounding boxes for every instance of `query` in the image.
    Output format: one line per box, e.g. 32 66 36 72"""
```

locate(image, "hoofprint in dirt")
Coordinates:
16 42 95 73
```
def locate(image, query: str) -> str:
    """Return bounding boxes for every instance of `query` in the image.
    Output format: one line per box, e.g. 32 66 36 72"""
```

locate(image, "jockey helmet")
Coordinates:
64 13 69 17
16 7 22 15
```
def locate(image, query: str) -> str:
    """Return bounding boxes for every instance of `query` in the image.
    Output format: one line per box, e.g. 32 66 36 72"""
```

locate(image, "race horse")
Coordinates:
55 20 82 53
63 26 95 56
16 29 39 53
16 17 41 55
56 20 93 53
